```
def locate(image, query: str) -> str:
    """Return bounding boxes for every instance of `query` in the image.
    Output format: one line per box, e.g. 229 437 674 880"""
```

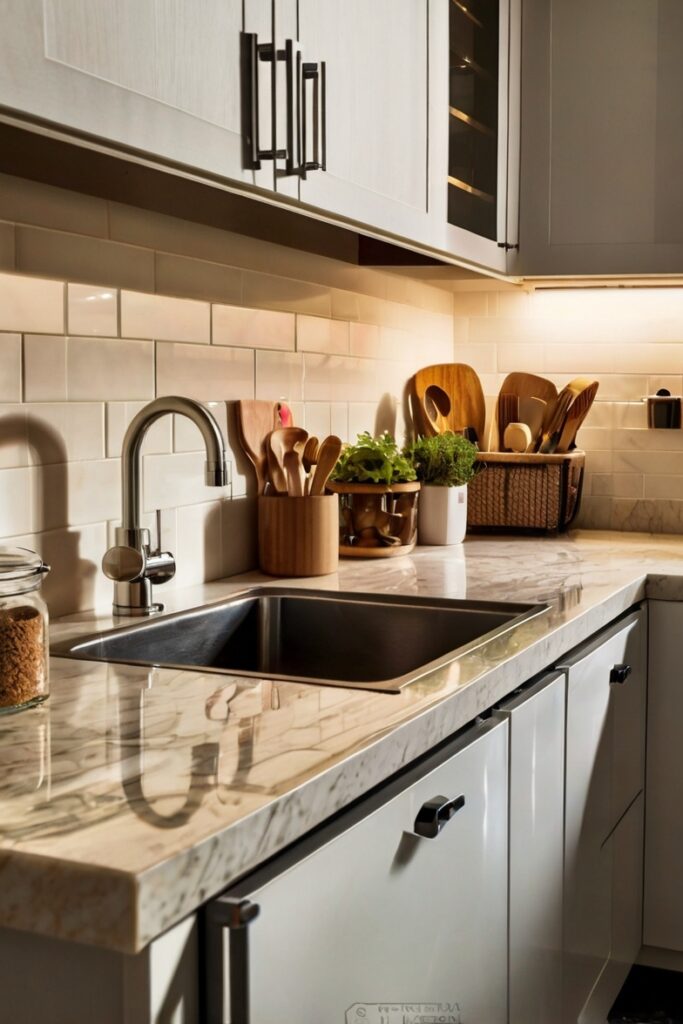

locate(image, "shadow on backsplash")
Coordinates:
0 413 98 612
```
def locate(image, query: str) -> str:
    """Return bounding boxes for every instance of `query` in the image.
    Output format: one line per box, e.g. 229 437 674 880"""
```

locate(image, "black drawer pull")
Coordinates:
610 663 632 685
413 794 465 839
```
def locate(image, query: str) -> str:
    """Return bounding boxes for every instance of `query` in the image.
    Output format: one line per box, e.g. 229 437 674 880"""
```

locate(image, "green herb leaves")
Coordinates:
408 432 480 487
332 432 418 485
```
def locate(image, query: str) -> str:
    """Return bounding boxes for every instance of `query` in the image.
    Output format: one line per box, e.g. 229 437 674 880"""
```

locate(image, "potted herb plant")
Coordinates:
327 432 420 557
408 432 479 545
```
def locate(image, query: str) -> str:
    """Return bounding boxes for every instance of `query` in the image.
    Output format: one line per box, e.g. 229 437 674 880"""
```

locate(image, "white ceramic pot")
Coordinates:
418 484 468 545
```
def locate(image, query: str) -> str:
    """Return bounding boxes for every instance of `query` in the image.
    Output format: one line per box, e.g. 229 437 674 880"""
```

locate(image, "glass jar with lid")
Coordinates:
0 547 50 714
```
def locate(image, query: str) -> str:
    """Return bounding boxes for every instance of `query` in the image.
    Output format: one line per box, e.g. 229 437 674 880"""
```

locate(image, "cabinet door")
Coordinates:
428 0 521 274
579 793 645 1024
520 0 683 274
296 0 430 244
644 600 683 951
559 608 646 1024
206 719 508 1024
0 0 253 187
495 672 565 1024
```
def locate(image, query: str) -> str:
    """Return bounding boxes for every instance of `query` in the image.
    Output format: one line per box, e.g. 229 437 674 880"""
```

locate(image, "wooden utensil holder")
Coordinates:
258 495 339 577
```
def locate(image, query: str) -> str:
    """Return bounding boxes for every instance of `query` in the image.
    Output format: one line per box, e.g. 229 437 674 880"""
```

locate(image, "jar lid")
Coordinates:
0 547 49 582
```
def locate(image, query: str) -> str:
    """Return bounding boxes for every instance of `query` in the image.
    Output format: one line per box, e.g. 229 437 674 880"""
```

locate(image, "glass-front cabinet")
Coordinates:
429 0 521 273
448 0 500 241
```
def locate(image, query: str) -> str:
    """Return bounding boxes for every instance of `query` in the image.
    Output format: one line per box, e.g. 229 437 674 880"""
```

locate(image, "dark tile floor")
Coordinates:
609 967 683 1023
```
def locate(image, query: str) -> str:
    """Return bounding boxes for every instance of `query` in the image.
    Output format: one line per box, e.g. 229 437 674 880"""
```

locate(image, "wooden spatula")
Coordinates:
556 381 599 452
538 389 575 454
496 393 519 450
236 400 278 495
518 396 547 448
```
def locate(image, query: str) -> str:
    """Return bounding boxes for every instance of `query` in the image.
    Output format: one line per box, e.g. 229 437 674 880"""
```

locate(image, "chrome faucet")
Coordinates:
102 396 229 616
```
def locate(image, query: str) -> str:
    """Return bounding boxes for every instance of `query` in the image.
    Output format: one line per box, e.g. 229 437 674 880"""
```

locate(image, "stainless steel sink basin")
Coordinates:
52 588 548 693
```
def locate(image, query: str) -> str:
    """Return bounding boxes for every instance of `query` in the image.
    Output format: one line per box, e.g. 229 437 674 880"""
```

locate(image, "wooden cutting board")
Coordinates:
412 364 486 444
236 400 279 494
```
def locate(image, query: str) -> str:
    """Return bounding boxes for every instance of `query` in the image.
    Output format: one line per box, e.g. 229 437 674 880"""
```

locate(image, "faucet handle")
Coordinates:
153 509 163 556
102 545 146 583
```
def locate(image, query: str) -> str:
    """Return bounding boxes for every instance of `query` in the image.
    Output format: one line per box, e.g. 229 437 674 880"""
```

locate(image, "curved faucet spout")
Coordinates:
103 396 228 615
121 396 228 531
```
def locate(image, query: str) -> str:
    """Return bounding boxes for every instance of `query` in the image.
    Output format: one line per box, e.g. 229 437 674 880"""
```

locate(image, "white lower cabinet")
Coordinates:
559 607 647 1024
495 672 566 1024
644 600 683 952
205 718 509 1024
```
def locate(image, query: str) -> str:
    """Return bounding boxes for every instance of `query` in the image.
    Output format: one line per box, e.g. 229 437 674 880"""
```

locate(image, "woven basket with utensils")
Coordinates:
410 365 596 534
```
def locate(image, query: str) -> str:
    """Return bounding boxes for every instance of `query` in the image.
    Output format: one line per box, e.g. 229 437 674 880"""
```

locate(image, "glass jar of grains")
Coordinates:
0 548 50 714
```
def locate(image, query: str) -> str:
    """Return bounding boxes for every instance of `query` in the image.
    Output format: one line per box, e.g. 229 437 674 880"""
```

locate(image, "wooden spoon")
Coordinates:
310 435 342 496
269 427 308 496
303 436 320 474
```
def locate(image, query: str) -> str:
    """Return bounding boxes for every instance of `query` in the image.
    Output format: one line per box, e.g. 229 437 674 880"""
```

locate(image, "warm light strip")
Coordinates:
449 106 494 137
528 277 683 289
448 175 495 202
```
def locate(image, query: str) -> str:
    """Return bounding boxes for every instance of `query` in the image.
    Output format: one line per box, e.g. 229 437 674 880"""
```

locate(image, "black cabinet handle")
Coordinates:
413 794 465 839
610 663 632 685
242 33 287 170
300 60 326 178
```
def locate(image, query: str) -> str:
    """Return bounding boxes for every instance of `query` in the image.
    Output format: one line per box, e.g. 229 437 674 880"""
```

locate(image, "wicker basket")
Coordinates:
467 451 585 534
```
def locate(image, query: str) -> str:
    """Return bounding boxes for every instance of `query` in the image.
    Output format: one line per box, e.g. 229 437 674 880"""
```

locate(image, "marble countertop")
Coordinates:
2 530 683 955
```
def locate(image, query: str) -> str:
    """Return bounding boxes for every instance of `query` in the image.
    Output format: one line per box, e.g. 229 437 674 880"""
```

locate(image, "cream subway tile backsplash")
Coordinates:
349 322 380 359
303 402 332 439
26 403 105 464
213 305 295 350
0 404 28 469
34 459 120 531
155 253 243 306
331 402 349 441
296 315 349 355
142 452 231 513
255 350 303 401
106 402 173 459
242 271 331 317
67 337 155 401
15 226 155 292
121 290 210 344
0 334 21 402
67 284 118 337
454 285 683 531
157 342 254 401
23 335 67 402
0 466 32 536
0 172 462 614
0 272 64 333
173 401 229 454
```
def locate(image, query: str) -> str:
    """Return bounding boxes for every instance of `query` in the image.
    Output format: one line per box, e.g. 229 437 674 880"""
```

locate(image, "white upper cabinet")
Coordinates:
0 0 254 185
295 0 431 243
520 0 683 275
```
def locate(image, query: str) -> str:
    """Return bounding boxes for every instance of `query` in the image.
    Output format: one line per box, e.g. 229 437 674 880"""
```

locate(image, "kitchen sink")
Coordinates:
52 588 548 693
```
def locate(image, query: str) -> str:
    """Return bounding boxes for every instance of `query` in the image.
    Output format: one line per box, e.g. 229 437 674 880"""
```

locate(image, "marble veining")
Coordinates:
0 531 682 952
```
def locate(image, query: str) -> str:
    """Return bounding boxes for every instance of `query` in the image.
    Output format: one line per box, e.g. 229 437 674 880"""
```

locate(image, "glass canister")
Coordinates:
0 548 50 714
